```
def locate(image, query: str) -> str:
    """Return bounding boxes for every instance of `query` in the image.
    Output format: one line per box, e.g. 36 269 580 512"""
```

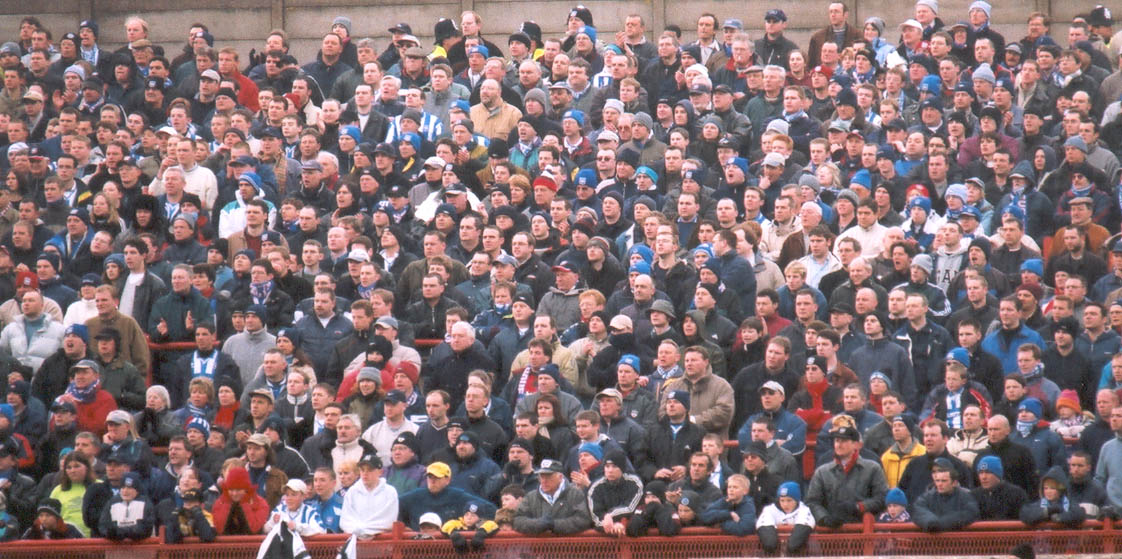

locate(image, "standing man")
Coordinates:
807 3 863 67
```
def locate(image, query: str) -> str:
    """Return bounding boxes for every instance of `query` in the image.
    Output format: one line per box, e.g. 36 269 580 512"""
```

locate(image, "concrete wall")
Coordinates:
0 0 1100 66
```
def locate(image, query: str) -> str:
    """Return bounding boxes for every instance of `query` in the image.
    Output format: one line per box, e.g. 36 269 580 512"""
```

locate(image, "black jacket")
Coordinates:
113 271 167 336
976 438 1039 498
640 418 704 481
972 480 1028 520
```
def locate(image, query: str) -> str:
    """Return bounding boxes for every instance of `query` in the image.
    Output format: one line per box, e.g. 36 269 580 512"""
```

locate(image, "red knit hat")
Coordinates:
1055 390 1081 414
15 271 37 289
222 466 256 493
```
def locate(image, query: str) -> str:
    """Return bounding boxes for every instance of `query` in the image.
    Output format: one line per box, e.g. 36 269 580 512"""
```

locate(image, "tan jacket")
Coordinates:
85 311 151 376
659 371 735 439
470 101 522 139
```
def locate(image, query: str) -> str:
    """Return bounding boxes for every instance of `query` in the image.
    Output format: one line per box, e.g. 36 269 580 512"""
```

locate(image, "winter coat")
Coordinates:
587 473 643 527
659 371 735 439
806 455 889 525
1020 466 1086 527
1010 422 1067 478
912 485 979 531
0 314 64 372
512 482 593 535
147 288 213 342
972 480 1029 520
98 494 156 540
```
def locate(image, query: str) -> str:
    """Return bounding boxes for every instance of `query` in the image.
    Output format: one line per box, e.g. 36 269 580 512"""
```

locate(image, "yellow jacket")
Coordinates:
881 441 926 488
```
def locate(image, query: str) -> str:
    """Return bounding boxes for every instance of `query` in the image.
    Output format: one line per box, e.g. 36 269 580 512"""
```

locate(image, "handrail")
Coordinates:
2 518 1116 558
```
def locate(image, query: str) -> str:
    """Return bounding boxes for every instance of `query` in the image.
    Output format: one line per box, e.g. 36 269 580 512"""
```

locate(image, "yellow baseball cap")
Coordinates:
426 462 451 478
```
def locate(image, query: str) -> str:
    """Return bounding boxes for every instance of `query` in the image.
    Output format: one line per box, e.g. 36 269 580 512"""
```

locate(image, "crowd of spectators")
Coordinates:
2 0 1122 551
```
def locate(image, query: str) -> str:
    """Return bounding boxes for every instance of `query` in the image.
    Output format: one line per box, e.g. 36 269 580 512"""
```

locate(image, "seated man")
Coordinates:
397 461 494 529
339 453 399 538
805 417 889 527
512 458 593 535
587 451 643 535
910 458 980 532
971 455 1028 520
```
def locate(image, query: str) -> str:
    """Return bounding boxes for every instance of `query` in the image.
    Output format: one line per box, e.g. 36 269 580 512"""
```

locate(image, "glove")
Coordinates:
1101 505 1119 520
925 519 945 533
450 532 469 554
818 514 842 528
1047 502 1064 516
541 517 555 532
470 529 487 550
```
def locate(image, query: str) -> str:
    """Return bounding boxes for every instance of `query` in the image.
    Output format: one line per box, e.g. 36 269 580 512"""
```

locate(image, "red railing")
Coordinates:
2 519 1115 558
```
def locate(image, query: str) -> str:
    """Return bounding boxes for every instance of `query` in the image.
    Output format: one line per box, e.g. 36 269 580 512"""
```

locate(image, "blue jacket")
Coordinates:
312 492 344 533
717 251 756 319
397 486 495 529
981 325 1046 374
741 408 806 457
294 313 354 376
449 453 502 497
699 496 757 536
1010 423 1067 478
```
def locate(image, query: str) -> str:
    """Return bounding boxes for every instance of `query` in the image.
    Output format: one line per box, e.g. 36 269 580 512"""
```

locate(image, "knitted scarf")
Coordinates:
64 378 100 404
249 280 273 303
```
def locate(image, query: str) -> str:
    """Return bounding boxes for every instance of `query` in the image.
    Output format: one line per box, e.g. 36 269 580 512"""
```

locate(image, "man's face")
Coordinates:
987 418 1010 443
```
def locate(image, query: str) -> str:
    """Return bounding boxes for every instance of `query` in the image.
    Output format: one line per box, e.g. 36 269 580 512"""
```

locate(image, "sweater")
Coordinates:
222 328 277 386
339 479 398 537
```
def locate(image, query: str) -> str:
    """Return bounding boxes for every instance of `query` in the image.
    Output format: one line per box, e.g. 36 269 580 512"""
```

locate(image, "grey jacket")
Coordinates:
806 456 889 523
513 482 593 535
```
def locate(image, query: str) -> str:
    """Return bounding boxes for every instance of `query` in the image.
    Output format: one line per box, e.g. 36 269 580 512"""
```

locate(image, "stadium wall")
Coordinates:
0 1 1108 73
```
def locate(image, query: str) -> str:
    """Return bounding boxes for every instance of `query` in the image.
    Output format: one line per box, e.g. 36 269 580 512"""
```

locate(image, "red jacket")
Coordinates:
228 71 260 112
70 390 117 436
211 492 269 535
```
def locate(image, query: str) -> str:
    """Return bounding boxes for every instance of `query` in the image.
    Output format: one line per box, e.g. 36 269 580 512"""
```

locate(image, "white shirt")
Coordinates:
340 478 398 537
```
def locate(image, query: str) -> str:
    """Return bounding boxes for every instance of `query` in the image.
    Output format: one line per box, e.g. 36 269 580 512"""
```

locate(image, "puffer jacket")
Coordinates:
0 314 65 372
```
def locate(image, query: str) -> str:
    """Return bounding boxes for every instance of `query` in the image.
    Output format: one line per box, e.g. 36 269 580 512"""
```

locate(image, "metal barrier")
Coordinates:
3 519 1116 558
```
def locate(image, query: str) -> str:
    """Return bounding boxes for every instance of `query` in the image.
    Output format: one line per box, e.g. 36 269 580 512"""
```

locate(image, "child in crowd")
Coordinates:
414 512 443 539
494 485 524 530
442 502 499 553
878 488 910 523
264 479 325 536
756 482 815 556
1050 390 1091 442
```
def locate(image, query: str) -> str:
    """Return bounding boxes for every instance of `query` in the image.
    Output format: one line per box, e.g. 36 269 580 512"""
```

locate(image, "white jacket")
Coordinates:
63 298 98 327
0 313 65 372
755 501 815 529
340 478 398 537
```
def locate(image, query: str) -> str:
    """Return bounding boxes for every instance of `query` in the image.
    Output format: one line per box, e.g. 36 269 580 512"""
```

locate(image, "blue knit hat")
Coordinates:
977 455 1003 478
778 481 801 501
1018 397 1043 419
886 487 908 506
628 244 654 264
1019 259 1043 278
618 354 640 372
578 441 603 461
186 417 210 438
